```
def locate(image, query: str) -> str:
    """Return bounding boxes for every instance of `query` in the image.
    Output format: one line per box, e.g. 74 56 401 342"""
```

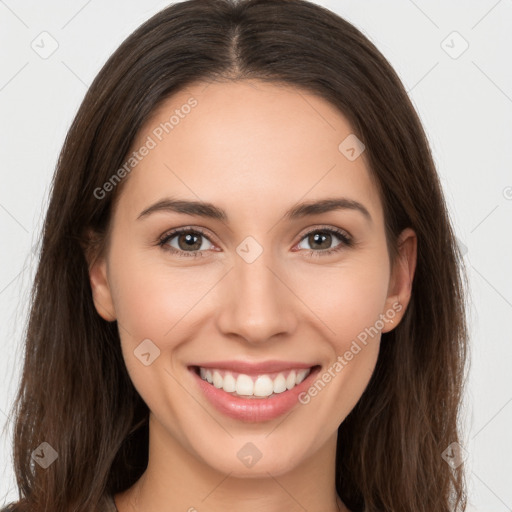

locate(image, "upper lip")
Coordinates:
190 360 318 374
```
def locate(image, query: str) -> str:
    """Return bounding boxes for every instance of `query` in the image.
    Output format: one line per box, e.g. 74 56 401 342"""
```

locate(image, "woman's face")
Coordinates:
89 79 416 478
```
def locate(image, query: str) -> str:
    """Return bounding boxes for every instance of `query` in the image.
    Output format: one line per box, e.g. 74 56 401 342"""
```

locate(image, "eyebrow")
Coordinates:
137 197 372 224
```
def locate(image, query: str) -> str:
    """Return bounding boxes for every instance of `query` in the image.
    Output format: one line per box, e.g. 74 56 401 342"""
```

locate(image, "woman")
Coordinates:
2 0 469 510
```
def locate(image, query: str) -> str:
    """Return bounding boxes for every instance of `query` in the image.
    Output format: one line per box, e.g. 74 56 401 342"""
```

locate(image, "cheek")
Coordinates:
294 253 390 346
107 249 215 419
290 252 389 420
106 241 215 378
294 263 389 428
108 237 214 336
337 267 389 339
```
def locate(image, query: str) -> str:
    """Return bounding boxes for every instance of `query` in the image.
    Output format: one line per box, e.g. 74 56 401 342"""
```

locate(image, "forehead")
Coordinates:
114 79 383 226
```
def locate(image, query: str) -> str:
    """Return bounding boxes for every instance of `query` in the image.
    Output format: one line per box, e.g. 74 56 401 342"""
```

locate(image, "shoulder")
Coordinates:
101 493 118 512
1 494 118 511
1 504 19 512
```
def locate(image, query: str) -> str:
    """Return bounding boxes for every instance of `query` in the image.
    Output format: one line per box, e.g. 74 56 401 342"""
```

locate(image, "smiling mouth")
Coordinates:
190 364 321 399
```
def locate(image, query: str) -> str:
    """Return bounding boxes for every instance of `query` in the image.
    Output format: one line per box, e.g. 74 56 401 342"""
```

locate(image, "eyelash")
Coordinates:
157 226 353 259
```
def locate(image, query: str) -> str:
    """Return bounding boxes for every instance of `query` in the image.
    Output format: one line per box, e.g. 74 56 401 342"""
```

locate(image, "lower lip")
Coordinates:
189 365 321 423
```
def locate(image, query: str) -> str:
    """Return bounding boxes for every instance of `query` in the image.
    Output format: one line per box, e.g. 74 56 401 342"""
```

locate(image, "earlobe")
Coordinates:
381 228 417 333
88 253 117 322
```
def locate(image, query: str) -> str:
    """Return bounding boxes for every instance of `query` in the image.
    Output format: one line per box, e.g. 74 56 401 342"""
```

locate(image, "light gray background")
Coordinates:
1 0 511 510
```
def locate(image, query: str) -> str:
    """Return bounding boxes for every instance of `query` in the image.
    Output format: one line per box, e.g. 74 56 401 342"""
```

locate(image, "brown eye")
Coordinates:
175 232 204 251
159 228 214 258
307 231 334 250
296 227 352 257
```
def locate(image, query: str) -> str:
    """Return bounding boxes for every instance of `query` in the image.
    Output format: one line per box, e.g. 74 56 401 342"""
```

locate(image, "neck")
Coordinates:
115 413 348 512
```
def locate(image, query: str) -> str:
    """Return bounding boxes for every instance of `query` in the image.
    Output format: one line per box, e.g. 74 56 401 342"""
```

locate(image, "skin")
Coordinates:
88 79 417 512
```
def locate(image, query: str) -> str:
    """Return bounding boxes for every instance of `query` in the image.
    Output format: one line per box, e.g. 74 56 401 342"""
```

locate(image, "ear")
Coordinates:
381 227 417 333
83 230 117 322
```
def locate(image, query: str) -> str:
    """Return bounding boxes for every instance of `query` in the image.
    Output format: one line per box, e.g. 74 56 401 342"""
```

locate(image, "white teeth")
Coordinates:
197 367 313 397
236 374 254 396
286 370 296 390
254 375 274 397
222 372 236 392
296 369 309 384
273 373 287 393
212 370 223 388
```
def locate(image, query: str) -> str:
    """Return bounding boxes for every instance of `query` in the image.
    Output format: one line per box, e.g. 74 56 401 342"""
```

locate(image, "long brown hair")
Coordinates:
2 0 470 510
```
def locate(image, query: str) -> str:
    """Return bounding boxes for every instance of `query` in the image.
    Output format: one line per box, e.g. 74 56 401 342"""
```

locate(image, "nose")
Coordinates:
215 248 298 345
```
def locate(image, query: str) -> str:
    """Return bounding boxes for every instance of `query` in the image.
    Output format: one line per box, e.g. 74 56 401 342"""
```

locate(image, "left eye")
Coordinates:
296 229 350 252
